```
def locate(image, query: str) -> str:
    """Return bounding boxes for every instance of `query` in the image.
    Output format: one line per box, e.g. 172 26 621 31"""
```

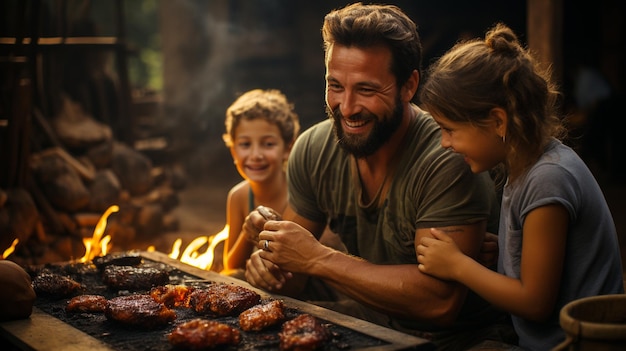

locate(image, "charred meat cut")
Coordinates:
92 252 143 270
239 299 286 331
66 294 108 313
189 283 260 317
150 284 195 308
168 319 241 350
102 265 169 291
105 294 176 329
26 263 97 278
32 272 85 298
279 314 329 351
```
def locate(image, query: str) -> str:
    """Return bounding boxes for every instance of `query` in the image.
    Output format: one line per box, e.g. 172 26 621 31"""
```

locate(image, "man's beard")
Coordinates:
327 96 404 158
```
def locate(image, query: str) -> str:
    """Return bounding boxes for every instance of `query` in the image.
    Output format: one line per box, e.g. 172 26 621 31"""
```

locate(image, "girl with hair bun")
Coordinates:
416 23 624 350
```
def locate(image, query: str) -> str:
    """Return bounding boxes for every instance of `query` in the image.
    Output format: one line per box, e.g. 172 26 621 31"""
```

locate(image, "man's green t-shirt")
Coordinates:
287 107 502 333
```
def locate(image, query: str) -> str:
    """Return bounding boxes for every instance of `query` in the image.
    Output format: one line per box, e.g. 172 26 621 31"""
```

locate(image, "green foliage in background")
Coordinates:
124 0 162 91
88 0 162 92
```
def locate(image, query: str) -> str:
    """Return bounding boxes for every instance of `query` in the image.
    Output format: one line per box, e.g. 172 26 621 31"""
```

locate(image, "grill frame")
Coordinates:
1 251 433 351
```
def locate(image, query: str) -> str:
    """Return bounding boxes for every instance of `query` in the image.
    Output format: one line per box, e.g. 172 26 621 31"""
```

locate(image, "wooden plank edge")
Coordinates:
0 307 114 351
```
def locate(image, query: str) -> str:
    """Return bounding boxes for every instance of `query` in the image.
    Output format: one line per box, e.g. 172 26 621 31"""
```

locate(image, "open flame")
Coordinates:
79 205 118 263
73 204 228 271
0 202 227 271
2 238 19 259
168 225 228 271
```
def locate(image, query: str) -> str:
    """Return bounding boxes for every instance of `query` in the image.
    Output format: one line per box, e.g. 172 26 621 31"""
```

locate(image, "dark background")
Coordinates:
1 0 624 269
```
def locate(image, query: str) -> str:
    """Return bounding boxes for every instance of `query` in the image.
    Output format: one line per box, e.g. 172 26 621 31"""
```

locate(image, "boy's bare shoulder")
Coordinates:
228 180 249 198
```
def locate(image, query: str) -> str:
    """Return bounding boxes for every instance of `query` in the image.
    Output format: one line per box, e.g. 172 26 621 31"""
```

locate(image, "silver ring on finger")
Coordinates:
264 240 270 251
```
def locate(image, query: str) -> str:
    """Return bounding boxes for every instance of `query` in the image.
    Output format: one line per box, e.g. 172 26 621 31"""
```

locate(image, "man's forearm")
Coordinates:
311 250 466 325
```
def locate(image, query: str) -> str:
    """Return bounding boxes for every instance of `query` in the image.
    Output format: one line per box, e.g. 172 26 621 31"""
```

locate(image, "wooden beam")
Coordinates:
527 0 564 84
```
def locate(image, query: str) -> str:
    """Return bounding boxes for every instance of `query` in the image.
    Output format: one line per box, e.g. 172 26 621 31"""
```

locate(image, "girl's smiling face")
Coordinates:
431 109 508 174
230 118 290 184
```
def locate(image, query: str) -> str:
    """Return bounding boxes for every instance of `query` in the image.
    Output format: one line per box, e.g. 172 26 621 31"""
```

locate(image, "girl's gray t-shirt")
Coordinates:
499 138 624 350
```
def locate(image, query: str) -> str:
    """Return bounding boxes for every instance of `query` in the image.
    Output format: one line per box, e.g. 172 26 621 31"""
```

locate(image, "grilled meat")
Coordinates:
168 319 241 350
279 314 329 351
105 294 176 329
26 263 97 278
102 265 169 291
189 283 260 317
239 299 285 331
150 284 195 308
66 294 108 313
93 252 143 270
32 272 85 298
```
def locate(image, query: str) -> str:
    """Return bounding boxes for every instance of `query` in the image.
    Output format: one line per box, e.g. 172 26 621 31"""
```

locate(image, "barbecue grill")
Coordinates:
0 251 434 350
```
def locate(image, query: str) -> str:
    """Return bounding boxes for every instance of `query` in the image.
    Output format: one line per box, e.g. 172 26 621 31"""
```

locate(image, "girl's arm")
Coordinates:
418 204 568 322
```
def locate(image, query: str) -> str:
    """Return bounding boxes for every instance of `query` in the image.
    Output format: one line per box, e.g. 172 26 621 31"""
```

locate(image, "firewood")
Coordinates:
26 174 64 234
35 147 95 182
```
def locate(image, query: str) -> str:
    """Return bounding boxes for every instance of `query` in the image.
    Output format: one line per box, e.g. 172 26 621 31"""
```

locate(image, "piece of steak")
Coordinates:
104 294 176 329
188 283 260 317
279 314 329 351
168 319 241 349
239 299 286 331
102 265 169 291
66 294 107 313
150 284 195 308
32 272 85 298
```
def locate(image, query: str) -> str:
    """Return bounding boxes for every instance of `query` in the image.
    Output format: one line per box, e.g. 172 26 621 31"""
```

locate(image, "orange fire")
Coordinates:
168 225 228 271
67 203 229 272
2 238 19 259
79 205 118 263
75 204 228 271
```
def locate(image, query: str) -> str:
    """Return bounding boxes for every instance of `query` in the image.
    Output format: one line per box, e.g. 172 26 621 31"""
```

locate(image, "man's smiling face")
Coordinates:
325 44 403 158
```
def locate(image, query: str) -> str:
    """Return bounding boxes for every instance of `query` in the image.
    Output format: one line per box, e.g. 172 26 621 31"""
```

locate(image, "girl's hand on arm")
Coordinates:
417 205 568 322
416 228 472 281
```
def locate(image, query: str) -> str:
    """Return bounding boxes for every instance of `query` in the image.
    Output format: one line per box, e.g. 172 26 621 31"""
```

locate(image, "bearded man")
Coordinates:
241 3 516 350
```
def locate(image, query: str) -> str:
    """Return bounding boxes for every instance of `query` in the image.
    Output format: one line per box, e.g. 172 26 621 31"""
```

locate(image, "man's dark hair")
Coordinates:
322 2 423 87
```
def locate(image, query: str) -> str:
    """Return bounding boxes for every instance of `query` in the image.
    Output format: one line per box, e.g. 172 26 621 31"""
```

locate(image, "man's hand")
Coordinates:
257 220 330 273
242 206 280 245
245 248 292 291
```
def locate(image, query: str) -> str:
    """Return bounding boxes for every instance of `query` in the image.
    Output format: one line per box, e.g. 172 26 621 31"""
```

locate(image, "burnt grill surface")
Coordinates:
32 258 387 351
